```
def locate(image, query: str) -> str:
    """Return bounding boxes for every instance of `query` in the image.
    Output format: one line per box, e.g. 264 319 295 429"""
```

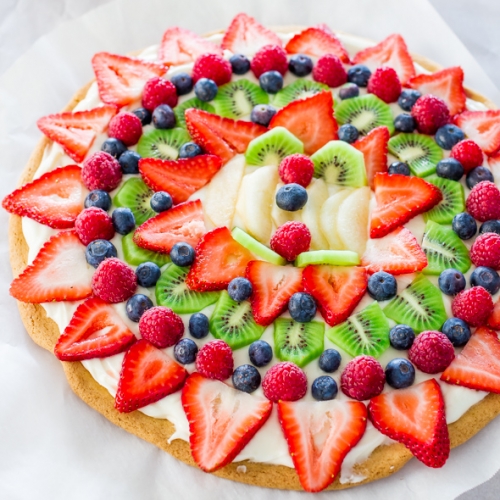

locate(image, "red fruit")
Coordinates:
91 257 137 303
251 44 288 78
81 151 122 192
470 232 500 269
302 265 367 327
452 286 494 327
138 306 184 348
115 339 188 413
37 105 117 163
141 76 178 111
74 206 114 245
370 173 442 238
340 355 385 401
278 153 314 187
270 221 311 261
450 139 484 172
54 297 136 361
488 298 500 329
192 53 232 85
312 54 347 88
246 261 303 326
195 340 234 381
262 362 307 402
367 66 401 103
408 331 455 374
368 379 450 468
108 112 143 146
269 91 338 155
10 230 93 303
411 94 450 135
466 181 500 221
2 165 85 229
353 126 390 188
277 400 366 493
455 110 500 155
181 372 272 472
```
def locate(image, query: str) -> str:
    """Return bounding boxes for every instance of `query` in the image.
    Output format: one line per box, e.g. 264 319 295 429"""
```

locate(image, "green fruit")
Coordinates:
122 232 170 267
174 98 214 128
212 79 269 118
272 79 330 108
113 177 155 225
295 250 360 267
424 175 465 225
137 128 191 160
245 127 303 166
231 227 286 265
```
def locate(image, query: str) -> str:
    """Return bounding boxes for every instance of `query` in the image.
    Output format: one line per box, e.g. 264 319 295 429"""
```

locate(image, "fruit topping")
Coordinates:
272 79 329 108
232 227 286 266
353 125 389 188
389 324 415 350
113 178 154 225
339 83 360 100
450 139 484 172
438 269 466 296
311 376 338 401
259 70 284 94
250 103 276 126
338 124 359 143
455 110 500 155
340 355 385 400
385 358 415 389
122 232 170 267
74 207 114 245
135 262 161 288
436 157 464 181
408 330 454 374
295 250 360 267
229 54 251 75
288 54 314 77
194 78 218 102
152 104 176 129
275 183 308 211
367 66 401 103
82 151 122 192
212 79 268 119
86 239 117 268
466 181 500 221
137 127 191 161
466 166 494 189
91 257 137 303
398 88 421 111
119 150 141 174
232 364 261 393
473 266 500 296
435 123 465 150
227 277 253 302
394 113 416 133
191 54 232 87
111 207 135 235
367 271 397 301
85 189 111 211
347 64 371 87
125 293 153 322
278 154 314 188
388 161 410 175
249 340 273 367
149 191 173 213
411 95 450 135
319 349 342 373
108 112 143 146
169 242 195 268
470 232 500 269
188 313 210 339
262 361 307 402
441 317 471 347
174 338 198 365
250 44 288 78
270 221 311 262
312 54 348 88
138 306 184 348
195 339 234 380
452 286 494 327
480 220 500 235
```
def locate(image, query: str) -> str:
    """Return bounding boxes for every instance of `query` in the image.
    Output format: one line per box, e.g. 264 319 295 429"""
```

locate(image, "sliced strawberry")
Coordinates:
54 297 136 361
133 199 206 253
186 227 255 292
246 261 303 326
361 227 428 275
488 298 500 329
10 230 93 303
302 265 367 327
370 173 442 238
353 126 389 188
37 105 117 163
278 400 367 492
115 339 187 413
353 33 415 85
2 165 86 229
368 379 449 468
92 52 168 108
455 110 500 155
269 91 338 155
139 155 222 204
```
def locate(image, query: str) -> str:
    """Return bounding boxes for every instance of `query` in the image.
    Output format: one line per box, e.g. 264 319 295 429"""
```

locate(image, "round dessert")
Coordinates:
5 12 500 493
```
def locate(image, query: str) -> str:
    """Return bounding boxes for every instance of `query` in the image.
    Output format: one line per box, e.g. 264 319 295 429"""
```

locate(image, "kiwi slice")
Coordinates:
423 175 465 225
310 140 367 187
212 79 269 119
245 127 304 166
383 274 447 333
156 264 220 314
209 291 265 349
113 177 155 225
388 133 443 177
273 319 324 367
335 94 395 135
137 128 191 160
122 232 170 267
232 227 286 265
421 220 471 275
174 97 215 128
326 302 390 359
295 250 360 267
272 80 330 108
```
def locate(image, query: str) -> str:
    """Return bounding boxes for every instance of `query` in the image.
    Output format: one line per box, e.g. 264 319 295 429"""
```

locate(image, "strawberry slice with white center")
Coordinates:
302 265 367 327
353 33 415 85
2 165 86 229
115 339 188 413
353 126 390 188
37 105 117 163
488 298 500 329
10 230 93 303
368 379 450 468
278 400 367 492
246 260 303 326
455 110 500 155
139 155 223 204
269 91 338 155
54 297 136 361
181 372 272 472
92 52 169 108
361 227 428 275
133 199 206 254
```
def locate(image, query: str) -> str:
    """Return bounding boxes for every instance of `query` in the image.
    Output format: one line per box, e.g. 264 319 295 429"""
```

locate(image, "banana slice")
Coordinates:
319 189 353 250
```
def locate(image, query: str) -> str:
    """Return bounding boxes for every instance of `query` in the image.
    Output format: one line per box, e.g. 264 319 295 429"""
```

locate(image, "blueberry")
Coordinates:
112 207 135 235
229 54 251 75
318 349 341 373
388 161 410 176
194 78 218 101
276 183 308 211
452 212 477 240
84 190 111 211
441 317 471 347
259 70 283 94
311 376 338 401
135 262 161 288
150 191 173 212
250 104 276 127
170 72 193 95
435 124 465 150
397 89 421 111
479 220 500 235
338 83 360 100
438 268 466 296
132 107 152 126
232 364 261 393
367 271 397 301
101 138 127 158
385 358 415 389
338 124 359 143
152 104 176 129
85 239 117 268
173 338 198 364
170 242 195 267
179 142 203 159
471 266 500 295
228 277 253 302
389 324 415 350
394 113 416 133
189 313 209 339
288 54 313 77
249 340 273 367
466 166 494 189
436 158 464 181
125 294 153 322
288 292 317 323
119 150 141 174
347 64 371 87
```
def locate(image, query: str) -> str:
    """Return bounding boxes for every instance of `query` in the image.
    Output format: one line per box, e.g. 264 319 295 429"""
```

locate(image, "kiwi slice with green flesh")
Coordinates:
335 94 395 136
383 273 447 333
137 128 191 160
209 291 265 349
272 80 330 108
113 177 155 225
295 250 360 267
273 319 324 367
388 133 443 177
245 127 304 166
326 302 390 358
421 220 471 275
174 97 215 128
423 175 465 225
310 140 367 187
156 264 220 314
232 227 286 265
212 79 269 119
122 232 170 267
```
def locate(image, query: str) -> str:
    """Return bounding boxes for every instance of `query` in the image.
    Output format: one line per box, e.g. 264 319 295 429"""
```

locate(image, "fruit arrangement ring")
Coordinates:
5 13 500 493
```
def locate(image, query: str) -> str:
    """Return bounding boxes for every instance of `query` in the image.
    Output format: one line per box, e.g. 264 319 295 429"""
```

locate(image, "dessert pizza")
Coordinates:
5 12 500 493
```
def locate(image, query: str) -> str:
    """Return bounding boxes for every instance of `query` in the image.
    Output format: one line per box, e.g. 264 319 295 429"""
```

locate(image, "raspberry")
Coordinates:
261 362 307 402
195 340 234 381
270 222 311 261
108 112 143 146
470 232 500 269
192 53 232 85
452 286 494 327
312 54 347 88
74 207 114 245
278 153 314 187
411 95 450 134
138 306 184 348
466 181 500 221
91 257 137 303
366 66 401 103
340 355 385 401
142 77 178 111
82 151 122 192
450 139 484 172
251 44 288 78
408 331 455 374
